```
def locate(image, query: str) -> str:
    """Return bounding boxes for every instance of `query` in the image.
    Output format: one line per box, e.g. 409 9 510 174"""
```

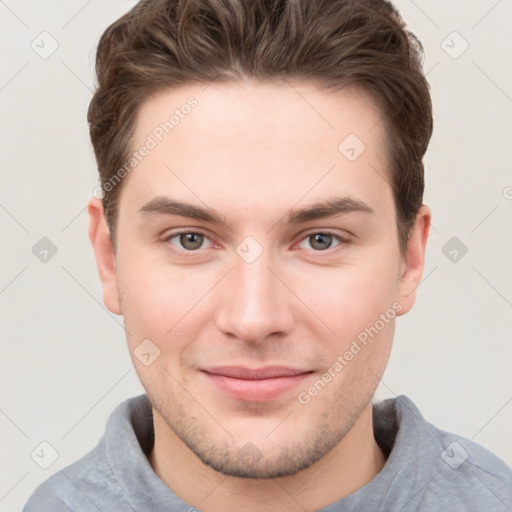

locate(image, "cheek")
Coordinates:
309 272 397 408
117 253 215 350
116 257 174 339
302 256 400 338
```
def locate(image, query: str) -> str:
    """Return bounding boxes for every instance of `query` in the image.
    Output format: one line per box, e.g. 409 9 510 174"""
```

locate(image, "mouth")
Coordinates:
201 366 314 402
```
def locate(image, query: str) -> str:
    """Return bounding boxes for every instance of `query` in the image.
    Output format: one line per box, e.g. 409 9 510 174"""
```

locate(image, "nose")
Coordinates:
215 247 295 344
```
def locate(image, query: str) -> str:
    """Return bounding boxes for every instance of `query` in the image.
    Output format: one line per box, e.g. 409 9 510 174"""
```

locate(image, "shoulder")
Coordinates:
22 440 126 512
426 428 512 507
394 396 512 510
22 476 71 512
22 395 151 512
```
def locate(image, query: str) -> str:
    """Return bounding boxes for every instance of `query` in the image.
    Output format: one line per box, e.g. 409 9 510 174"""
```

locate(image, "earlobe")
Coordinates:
88 197 122 315
396 205 431 316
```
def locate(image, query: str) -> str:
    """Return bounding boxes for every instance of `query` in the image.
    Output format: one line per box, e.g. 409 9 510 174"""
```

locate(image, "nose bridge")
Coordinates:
235 250 275 307
215 242 293 342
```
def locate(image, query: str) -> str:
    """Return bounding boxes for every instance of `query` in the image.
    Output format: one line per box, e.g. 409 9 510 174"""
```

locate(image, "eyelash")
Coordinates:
296 231 349 251
163 229 350 255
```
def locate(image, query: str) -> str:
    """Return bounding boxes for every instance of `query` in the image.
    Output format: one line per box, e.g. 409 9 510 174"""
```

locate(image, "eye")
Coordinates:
166 231 213 251
297 231 347 251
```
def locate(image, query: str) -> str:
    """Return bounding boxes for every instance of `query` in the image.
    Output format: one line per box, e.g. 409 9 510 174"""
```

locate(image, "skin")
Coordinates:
88 80 430 511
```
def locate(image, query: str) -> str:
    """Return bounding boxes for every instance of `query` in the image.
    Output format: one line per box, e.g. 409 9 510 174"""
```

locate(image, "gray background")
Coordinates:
1 0 511 510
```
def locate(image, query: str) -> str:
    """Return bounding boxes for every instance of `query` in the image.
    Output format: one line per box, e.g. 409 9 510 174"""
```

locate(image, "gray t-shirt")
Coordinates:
23 394 512 511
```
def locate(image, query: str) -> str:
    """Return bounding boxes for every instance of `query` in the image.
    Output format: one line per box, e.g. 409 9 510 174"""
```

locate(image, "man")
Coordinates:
23 0 512 510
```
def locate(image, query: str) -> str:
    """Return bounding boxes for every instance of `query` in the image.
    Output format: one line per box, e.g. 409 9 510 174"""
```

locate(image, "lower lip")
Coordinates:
203 372 312 402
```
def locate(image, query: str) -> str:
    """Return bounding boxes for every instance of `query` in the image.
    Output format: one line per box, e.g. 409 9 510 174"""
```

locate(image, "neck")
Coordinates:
148 403 386 512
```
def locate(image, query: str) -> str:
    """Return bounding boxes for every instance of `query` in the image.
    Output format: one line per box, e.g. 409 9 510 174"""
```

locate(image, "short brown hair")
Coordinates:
88 0 433 254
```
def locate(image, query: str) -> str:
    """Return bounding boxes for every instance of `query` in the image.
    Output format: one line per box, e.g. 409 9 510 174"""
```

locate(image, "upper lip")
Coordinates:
202 366 311 380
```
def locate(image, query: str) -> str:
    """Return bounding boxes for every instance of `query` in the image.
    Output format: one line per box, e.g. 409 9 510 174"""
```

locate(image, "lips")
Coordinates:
201 366 313 402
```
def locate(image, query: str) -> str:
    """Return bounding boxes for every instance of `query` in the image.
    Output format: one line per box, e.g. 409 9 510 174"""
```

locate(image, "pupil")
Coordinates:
181 233 203 250
311 233 332 250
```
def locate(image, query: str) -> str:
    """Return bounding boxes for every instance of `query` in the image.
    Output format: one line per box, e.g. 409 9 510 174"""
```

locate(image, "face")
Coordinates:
89 80 429 479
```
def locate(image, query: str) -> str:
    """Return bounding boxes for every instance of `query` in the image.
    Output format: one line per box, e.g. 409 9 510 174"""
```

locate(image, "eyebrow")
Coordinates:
138 195 373 227
284 196 373 224
138 197 229 226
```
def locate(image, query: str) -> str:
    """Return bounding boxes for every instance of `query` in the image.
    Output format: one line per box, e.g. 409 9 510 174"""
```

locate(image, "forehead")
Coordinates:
122 80 393 223
134 80 386 152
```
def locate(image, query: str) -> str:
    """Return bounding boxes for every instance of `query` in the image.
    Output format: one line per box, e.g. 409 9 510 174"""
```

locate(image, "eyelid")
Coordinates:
163 227 212 238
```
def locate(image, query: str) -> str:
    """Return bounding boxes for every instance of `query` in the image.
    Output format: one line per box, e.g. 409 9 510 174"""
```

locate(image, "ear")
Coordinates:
88 197 122 315
396 205 431 315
